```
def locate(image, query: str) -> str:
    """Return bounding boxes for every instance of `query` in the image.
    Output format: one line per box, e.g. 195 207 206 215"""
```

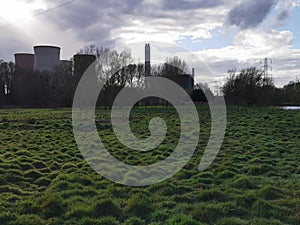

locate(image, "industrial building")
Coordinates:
60 60 72 68
13 45 72 73
13 45 97 77
163 74 194 90
14 53 34 71
13 43 194 91
144 43 194 91
73 54 96 78
34 45 61 72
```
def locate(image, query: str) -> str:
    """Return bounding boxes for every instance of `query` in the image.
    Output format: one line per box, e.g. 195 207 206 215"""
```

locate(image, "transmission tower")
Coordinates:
213 80 221 96
260 57 272 80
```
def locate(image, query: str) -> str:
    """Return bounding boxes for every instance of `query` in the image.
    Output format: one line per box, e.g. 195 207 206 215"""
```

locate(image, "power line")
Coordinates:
0 0 79 30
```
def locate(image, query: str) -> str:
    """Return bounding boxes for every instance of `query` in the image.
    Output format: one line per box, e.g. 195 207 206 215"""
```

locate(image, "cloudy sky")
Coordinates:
1 0 300 87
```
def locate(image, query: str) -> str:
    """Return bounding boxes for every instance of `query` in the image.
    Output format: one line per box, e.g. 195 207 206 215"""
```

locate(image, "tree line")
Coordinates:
222 67 300 109
0 45 211 108
2 45 298 109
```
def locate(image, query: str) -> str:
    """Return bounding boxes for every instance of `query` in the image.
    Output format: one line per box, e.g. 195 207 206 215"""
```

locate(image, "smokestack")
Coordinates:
145 43 151 76
192 68 195 78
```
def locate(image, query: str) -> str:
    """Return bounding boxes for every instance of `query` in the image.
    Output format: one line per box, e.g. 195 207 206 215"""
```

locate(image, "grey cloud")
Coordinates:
40 0 227 47
227 0 277 29
42 0 141 46
277 10 289 21
160 0 223 10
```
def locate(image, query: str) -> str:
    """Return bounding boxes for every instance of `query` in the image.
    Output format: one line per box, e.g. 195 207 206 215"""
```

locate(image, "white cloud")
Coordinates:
196 29 300 87
234 29 293 49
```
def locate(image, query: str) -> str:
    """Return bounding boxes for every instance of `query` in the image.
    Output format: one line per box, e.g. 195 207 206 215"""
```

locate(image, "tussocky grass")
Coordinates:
0 106 299 225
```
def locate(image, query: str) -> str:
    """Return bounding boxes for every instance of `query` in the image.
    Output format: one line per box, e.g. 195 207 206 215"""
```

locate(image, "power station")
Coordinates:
14 53 34 71
13 43 194 91
144 43 194 91
14 45 64 73
34 45 61 72
14 45 97 75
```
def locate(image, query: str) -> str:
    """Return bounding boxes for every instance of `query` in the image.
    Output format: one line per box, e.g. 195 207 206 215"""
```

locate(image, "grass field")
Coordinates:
0 106 299 225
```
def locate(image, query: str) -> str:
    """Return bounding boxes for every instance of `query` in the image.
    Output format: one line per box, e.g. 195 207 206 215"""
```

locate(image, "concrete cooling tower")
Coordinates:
14 53 34 71
34 45 61 72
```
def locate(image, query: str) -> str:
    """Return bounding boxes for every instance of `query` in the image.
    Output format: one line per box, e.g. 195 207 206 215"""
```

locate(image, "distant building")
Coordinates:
34 45 61 72
163 74 194 91
73 54 96 78
14 53 34 72
60 60 72 68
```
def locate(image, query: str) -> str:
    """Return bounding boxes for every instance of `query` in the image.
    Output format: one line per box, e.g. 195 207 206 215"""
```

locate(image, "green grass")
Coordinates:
0 106 299 224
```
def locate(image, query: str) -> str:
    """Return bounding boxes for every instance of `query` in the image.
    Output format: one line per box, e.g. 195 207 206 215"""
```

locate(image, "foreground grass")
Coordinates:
0 106 299 225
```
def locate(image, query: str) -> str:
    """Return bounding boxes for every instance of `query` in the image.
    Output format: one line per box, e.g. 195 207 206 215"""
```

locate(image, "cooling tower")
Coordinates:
34 45 61 72
14 53 34 71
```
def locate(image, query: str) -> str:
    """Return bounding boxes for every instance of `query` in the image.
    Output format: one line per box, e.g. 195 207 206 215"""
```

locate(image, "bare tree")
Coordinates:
0 60 15 104
160 56 189 76
223 67 275 109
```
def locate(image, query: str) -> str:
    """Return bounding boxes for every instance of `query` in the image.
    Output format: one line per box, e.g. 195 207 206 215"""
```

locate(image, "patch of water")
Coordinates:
280 106 300 110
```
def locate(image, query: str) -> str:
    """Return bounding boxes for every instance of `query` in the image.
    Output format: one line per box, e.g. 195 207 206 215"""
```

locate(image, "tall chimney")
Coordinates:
145 43 151 76
192 68 195 78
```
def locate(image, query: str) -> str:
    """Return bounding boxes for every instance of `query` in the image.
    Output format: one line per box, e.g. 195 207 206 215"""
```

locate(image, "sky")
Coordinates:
1 0 300 88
